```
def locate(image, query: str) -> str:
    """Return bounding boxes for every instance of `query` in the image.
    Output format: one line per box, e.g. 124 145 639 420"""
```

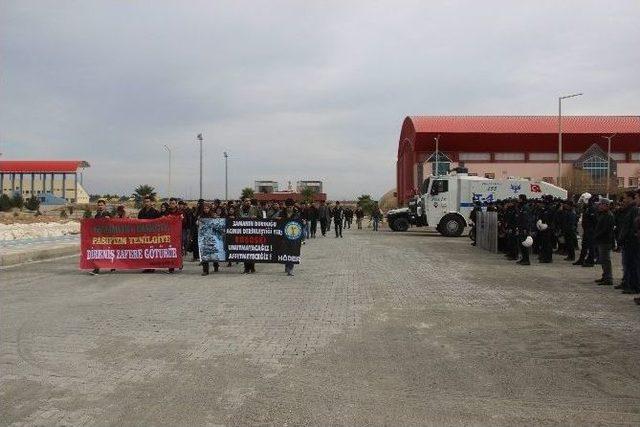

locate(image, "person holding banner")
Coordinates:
90 199 112 275
164 198 183 273
138 196 160 219
239 198 260 273
283 203 301 276
198 203 220 276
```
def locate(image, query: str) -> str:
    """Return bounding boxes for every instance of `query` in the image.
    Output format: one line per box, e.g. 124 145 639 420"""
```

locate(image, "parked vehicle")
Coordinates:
387 168 567 236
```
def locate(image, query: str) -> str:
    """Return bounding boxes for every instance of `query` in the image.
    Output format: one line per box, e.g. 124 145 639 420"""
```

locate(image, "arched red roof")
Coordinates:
396 115 640 205
0 160 90 173
399 116 640 156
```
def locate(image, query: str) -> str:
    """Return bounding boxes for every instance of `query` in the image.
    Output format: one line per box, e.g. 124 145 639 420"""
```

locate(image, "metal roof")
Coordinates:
408 116 640 134
0 160 90 173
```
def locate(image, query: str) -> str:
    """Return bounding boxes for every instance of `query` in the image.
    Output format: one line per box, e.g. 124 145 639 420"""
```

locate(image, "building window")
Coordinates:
459 152 491 161
529 153 558 161
630 177 639 188
563 153 581 161
581 155 609 181
617 177 625 188
494 152 525 161
484 173 495 179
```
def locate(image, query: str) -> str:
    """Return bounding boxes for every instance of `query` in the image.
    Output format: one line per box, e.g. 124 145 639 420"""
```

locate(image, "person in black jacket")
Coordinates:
515 196 532 265
594 200 615 286
616 191 640 294
333 201 344 238
538 197 555 263
561 201 578 261
574 197 596 267
137 196 160 219
308 202 319 238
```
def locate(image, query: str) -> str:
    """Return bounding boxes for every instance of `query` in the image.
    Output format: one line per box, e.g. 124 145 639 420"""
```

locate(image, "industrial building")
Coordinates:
396 116 640 205
254 180 279 194
252 179 326 202
0 160 91 204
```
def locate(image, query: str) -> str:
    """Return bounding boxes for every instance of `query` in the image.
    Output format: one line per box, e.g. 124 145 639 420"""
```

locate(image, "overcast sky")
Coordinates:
1 1 639 199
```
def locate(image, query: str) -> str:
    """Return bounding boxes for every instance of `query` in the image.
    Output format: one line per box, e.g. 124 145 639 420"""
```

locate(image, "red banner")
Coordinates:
80 217 183 270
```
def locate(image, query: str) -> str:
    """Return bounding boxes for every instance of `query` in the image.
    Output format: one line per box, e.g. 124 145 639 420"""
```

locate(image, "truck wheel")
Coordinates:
438 214 465 237
392 217 410 232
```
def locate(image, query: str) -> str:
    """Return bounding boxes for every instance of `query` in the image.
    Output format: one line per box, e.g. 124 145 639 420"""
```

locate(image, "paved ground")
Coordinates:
0 236 79 267
1 227 639 426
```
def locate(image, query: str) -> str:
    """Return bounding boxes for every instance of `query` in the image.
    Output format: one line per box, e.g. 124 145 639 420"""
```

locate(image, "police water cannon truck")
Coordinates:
387 167 568 236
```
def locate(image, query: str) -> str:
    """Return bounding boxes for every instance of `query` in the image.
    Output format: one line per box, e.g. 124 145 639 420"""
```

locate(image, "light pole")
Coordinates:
602 134 616 198
558 93 583 187
223 151 229 201
197 133 203 199
163 144 172 197
434 135 441 177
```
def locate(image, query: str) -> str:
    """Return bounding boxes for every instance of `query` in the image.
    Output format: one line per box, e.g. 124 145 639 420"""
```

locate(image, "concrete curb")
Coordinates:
0 244 80 268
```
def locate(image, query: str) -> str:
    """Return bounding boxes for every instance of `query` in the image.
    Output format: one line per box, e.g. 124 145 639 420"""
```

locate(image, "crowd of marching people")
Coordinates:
470 188 640 306
90 197 379 277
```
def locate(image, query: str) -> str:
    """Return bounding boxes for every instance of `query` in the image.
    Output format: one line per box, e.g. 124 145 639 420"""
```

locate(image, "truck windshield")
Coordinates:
430 180 448 195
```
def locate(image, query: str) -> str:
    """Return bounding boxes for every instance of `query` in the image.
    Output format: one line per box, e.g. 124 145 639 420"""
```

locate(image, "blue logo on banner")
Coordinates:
284 221 302 240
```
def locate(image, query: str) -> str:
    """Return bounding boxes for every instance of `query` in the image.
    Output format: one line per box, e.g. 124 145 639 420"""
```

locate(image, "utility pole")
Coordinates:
434 135 441 177
602 134 616 198
223 151 229 201
197 133 203 199
558 93 583 187
163 144 172 197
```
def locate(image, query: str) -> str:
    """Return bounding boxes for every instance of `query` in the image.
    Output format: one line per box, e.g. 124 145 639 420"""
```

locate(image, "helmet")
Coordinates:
539 223 548 231
579 192 592 203
522 236 533 247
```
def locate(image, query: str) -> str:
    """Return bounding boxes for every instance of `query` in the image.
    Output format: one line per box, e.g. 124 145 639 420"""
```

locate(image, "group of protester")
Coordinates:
470 188 640 305
91 197 376 277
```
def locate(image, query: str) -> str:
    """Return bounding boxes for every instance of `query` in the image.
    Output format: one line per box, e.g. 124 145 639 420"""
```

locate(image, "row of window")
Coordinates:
457 152 640 162
1 189 77 194
471 174 638 188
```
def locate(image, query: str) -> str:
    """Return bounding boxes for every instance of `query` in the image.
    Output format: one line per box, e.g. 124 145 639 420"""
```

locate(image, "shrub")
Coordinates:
60 209 68 218
24 196 40 211
83 209 92 218
0 194 12 212
12 193 24 209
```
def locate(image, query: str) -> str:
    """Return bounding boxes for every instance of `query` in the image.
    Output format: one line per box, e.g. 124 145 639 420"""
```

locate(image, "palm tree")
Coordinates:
241 187 255 200
134 185 157 201
357 194 376 215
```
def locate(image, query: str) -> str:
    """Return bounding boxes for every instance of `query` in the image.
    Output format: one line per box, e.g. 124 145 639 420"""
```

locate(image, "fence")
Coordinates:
476 211 498 253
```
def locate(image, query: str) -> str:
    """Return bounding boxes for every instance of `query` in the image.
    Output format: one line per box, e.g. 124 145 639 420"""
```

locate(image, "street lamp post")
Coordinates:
197 133 203 199
434 134 441 177
163 144 172 197
602 134 616 198
558 93 583 187
223 151 229 201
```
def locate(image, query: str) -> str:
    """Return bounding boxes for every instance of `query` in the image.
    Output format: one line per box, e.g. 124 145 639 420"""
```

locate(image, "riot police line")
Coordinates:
469 189 640 306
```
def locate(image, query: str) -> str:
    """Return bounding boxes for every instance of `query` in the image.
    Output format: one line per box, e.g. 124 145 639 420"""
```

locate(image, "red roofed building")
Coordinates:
397 116 640 205
0 160 91 204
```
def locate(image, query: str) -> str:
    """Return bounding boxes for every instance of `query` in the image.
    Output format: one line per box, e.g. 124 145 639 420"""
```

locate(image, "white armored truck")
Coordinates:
387 168 568 237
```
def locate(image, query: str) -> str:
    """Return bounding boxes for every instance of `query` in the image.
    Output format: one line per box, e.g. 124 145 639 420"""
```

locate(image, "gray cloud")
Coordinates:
1 0 639 199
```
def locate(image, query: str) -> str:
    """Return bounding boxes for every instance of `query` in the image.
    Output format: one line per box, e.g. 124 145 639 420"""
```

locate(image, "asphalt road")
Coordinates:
1 227 639 426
